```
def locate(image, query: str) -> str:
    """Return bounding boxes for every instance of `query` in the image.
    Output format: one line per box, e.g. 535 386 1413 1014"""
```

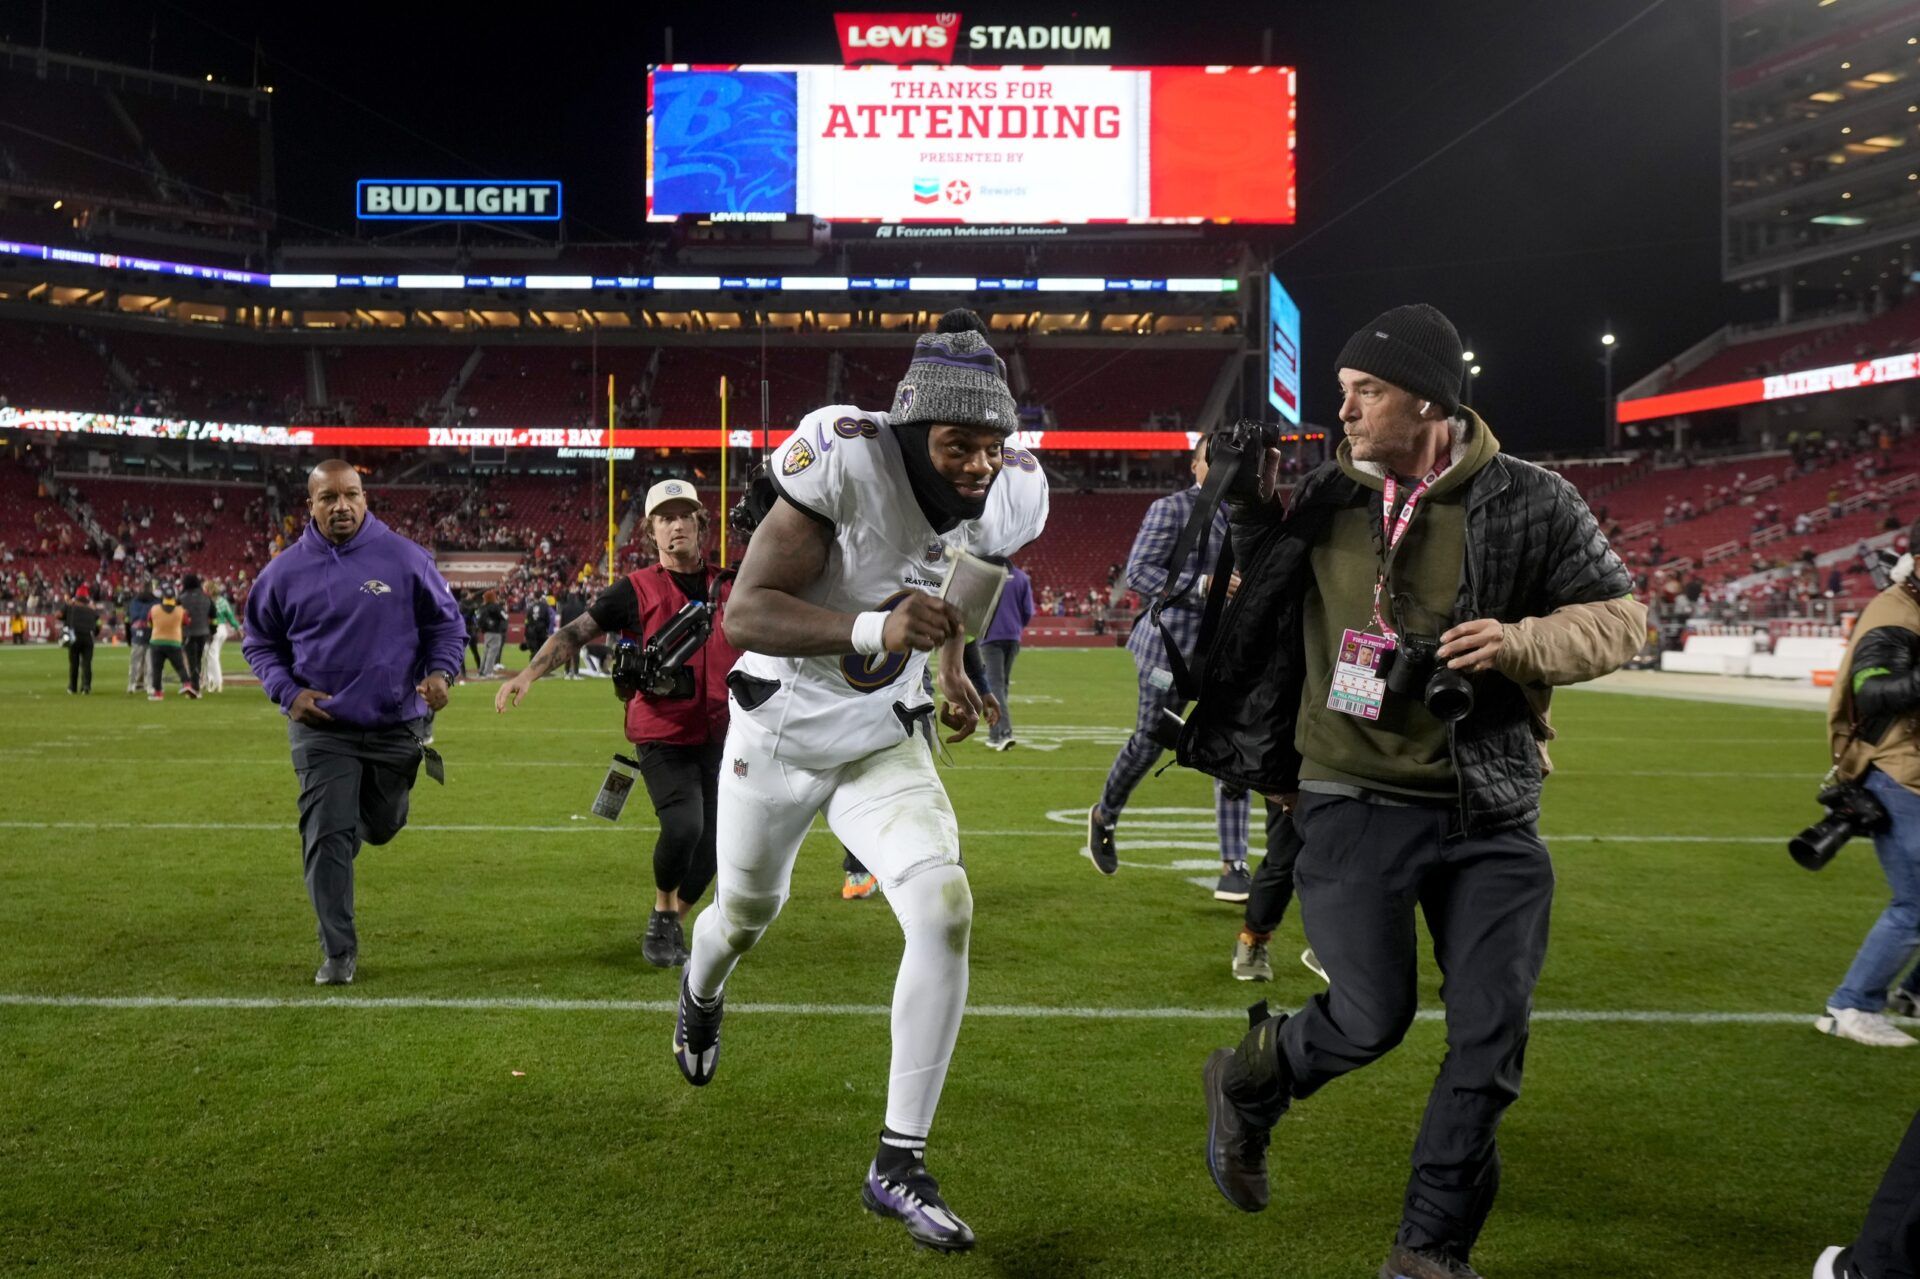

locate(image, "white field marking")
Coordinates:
0 992 1894 1028
0 819 1789 844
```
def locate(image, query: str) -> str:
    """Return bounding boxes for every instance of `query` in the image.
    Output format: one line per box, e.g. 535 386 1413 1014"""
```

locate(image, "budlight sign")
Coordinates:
357 180 563 222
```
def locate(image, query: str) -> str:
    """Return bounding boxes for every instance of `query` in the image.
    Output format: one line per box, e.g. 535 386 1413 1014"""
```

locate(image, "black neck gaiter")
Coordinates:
893 424 990 533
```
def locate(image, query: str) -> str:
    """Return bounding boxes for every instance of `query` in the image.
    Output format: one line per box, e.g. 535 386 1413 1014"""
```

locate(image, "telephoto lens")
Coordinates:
1423 666 1475 723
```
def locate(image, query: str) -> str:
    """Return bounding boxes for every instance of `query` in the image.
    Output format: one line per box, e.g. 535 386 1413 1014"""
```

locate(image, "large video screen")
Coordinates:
647 65 1295 225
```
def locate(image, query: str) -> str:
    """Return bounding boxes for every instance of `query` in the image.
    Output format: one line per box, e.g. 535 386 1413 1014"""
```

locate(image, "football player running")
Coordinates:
675 310 1048 1252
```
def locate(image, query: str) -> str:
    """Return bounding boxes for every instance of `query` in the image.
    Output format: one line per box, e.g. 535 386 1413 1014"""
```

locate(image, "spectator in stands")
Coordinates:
241 459 463 986
61 585 98 694
146 591 193 701
1192 304 1645 1277
1088 434 1254 904
494 479 740 968
124 581 155 694
979 561 1033 751
477 589 508 677
1816 525 1920 1048
205 582 240 693
179 573 214 691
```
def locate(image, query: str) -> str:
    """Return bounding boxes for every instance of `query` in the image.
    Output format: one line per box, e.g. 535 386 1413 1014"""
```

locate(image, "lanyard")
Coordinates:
1370 466 1443 641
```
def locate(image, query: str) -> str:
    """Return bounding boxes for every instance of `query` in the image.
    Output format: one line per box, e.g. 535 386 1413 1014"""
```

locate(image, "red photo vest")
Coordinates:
621 563 740 747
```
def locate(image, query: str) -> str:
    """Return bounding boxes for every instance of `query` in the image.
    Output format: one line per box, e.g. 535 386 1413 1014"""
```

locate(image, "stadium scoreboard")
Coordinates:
648 64 1295 225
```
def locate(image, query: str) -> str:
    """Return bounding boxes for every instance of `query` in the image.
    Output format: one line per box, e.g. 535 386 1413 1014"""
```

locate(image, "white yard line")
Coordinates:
0 992 1867 1026
0 819 1787 843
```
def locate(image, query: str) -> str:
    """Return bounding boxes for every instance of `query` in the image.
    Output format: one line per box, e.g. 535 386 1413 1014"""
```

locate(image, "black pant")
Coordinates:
466 636 482 674
1245 799 1301 936
635 739 723 907
1262 791 1554 1257
1851 1110 1920 1279
184 634 208 687
67 641 94 693
288 719 425 958
150 644 189 691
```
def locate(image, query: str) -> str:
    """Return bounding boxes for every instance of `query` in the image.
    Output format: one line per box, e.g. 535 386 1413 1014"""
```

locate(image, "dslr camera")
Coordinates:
1790 778 1890 870
1383 633 1476 723
611 600 713 702
1206 418 1286 498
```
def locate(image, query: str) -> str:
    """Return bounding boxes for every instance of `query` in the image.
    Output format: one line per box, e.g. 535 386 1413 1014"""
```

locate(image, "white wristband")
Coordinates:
851 611 890 657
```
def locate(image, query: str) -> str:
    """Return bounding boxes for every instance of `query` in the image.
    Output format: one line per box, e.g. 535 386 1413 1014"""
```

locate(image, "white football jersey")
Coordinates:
730 405 1049 769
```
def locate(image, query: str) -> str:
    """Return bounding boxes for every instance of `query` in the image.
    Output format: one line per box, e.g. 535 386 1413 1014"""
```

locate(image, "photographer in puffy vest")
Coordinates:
495 479 739 969
1815 526 1920 1050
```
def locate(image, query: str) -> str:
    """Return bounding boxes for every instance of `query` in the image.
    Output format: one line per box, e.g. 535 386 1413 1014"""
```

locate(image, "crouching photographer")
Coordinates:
1182 305 1646 1279
1798 526 1920 1049
496 479 740 968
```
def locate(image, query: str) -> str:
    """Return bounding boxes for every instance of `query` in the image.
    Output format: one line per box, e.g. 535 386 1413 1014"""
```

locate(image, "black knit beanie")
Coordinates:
1335 304 1465 414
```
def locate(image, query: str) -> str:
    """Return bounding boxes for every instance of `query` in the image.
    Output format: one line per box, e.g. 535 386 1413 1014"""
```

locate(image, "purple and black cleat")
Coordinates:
672 970 723 1086
862 1161 976 1252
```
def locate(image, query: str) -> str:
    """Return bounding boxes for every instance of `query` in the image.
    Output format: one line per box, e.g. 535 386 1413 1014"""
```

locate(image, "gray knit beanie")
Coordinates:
889 309 1019 437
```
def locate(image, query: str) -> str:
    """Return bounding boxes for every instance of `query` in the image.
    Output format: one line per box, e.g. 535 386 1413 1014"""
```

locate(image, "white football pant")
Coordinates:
688 722 971 1140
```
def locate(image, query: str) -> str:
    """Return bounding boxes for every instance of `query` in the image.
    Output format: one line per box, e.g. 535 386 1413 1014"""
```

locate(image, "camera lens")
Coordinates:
1789 816 1852 871
1424 668 1474 723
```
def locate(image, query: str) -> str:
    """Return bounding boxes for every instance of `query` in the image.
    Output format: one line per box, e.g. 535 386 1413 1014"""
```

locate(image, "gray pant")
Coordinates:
1280 791 1554 1256
126 640 149 692
479 632 504 677
980 639 1020 743
288 719 425 959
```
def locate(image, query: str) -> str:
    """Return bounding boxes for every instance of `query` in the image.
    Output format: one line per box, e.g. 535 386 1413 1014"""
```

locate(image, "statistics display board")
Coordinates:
647 65 1295 224
1267 274 1301 425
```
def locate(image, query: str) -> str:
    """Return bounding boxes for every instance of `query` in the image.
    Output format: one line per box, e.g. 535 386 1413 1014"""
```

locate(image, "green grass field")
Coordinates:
0 644 1908 1277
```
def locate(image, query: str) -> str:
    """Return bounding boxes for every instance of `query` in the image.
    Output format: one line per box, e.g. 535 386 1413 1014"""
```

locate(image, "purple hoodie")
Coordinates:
242 512 467 728
983 564 1036 644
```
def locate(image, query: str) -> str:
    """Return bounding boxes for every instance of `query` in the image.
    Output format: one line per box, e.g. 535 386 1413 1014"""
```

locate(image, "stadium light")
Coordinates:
1601 332 1616 347
1600 329 1618 449
1461 349 1476 363
1470 364 1482 377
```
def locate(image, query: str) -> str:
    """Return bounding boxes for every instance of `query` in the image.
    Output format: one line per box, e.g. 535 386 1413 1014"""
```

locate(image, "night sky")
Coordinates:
17 0 1746 455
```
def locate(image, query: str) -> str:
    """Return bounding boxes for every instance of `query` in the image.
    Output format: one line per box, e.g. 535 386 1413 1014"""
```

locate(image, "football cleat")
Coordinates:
1087 805 1119 876
842 871 878 901
862 1161 976 1252
673 970 724 1086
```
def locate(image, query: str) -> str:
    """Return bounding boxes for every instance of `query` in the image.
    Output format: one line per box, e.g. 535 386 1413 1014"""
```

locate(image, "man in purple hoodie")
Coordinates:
243 460 466 985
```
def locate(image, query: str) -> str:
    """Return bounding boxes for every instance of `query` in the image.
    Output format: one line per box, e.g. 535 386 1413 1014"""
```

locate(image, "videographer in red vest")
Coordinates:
496 479 740 968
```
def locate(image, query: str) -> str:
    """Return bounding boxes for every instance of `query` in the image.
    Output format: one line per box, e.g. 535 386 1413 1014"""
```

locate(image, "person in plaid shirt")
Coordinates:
1088 436 1251 900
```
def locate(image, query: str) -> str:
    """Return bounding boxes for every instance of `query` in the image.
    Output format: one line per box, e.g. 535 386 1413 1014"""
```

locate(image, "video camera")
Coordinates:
611 600 713 702
1789 777 1890 870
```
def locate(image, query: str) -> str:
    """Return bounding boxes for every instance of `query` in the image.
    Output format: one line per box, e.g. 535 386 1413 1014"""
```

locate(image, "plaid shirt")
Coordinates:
1123 485 1230 676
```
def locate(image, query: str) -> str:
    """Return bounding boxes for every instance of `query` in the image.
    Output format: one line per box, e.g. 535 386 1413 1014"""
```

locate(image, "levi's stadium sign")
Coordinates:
357 180 563 222
1615 351 1920 424
834 13 1113 63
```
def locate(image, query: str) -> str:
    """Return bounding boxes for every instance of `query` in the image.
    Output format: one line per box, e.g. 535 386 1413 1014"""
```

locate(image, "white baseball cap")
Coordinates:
644 479 701 518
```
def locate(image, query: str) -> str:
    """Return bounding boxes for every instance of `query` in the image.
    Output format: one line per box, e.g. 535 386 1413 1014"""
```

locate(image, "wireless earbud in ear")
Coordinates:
1419 401 1431 416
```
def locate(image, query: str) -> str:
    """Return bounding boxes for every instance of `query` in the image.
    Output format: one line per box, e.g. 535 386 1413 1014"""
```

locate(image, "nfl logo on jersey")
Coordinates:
924 543 944 563
733 757 749 778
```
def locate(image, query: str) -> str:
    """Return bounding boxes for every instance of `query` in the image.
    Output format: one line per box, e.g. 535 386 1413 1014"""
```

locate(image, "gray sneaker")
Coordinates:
1380 1243 1483 1279
1888 989 1920 1019
314 952 357 986
1232 934 1272 982
1214 863 1252 902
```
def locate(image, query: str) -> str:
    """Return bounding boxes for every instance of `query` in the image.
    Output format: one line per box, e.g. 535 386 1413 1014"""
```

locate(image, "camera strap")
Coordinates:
1369 467 1443 643
1152 447 1246 701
